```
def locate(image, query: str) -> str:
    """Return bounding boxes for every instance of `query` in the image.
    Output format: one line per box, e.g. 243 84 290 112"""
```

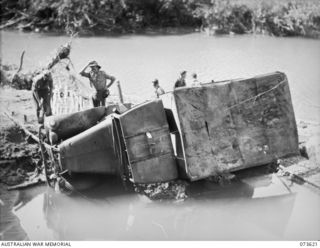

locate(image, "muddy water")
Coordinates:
6 171 319 241
1 31 320 122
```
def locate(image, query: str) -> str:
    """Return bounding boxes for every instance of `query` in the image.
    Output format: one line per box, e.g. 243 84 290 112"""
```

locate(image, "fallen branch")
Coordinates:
17 51 25 74
4 7 32 18
0 16 27 29
7 174 46 190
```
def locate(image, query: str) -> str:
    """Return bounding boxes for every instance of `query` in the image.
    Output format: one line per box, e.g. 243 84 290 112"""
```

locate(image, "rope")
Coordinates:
226 79 286 110
278 165 320 190
163 78 288 120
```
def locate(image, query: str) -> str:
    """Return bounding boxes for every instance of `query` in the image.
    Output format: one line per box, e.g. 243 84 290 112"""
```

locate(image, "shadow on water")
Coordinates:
9 162 320 240
33 166 300 240
60 173 135 198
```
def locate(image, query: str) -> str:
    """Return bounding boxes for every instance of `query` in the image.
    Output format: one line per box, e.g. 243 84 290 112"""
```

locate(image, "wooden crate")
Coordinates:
162 72 299 181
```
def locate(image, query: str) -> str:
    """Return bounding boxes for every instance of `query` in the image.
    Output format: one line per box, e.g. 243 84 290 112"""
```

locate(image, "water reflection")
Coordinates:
39 171 298 240
11 164 320 240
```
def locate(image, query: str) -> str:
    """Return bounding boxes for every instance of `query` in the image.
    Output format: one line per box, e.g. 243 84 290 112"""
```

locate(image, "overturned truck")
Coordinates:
40 72 299 187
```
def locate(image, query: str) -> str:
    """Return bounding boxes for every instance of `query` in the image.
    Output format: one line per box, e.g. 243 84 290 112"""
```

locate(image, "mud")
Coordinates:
0 125 40 186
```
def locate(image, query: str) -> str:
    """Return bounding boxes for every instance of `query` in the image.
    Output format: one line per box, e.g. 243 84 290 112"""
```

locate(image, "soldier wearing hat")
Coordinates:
174 70 187 89
152 79 165 98
80 61 116 107
32 69 53 124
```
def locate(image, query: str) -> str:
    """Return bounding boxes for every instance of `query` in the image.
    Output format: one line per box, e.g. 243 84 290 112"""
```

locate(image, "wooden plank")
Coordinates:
165 72 299 181
173 84 242 180
255 73 299 158
231 75 274 167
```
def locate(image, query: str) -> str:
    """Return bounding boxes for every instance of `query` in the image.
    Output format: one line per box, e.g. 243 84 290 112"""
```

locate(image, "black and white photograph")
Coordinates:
0 0 319 246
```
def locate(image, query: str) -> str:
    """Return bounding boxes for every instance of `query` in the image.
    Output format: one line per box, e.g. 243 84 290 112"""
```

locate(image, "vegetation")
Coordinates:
197 0 320 37
1 0 320 38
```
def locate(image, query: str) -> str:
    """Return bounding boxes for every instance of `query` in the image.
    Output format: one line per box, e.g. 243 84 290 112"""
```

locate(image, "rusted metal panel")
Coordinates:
163 71 299 181
59 116 120 174
119 100 178 183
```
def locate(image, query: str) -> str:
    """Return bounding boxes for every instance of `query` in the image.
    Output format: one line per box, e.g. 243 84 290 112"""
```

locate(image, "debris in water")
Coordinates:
134 180 188 201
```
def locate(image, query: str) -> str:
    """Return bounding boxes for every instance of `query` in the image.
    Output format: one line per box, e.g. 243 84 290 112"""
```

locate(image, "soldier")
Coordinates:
32 69 53 124
152 79 165 98
191 73 201 86
80 61 116 107
174 71 187 89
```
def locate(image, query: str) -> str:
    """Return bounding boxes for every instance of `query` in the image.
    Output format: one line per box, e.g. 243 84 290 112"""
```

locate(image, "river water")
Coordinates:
1 31 320 241
1 31 320 122
8 172 320 240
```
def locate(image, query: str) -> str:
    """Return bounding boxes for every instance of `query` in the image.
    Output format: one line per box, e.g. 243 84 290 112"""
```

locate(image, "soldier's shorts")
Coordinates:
92 89 110 107
93 89 110 101
33 89 52 123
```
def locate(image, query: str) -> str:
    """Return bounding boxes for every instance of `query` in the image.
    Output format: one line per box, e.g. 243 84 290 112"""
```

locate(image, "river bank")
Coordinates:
1 0 320 38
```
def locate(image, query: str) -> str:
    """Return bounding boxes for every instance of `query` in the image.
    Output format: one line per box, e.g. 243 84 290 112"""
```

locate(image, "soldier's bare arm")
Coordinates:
105 73 116 88
79 63 91 78
32 77 41 107
48 74 53 97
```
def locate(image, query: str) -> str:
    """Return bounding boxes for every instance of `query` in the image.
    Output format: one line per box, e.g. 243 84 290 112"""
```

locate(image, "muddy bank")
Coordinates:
0 80 41 187
0 125 40 186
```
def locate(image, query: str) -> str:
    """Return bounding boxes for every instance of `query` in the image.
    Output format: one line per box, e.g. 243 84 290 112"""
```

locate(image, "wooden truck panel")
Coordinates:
162 71 299 181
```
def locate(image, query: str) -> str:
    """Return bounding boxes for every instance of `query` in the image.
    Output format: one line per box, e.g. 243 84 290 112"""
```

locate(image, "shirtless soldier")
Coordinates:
80 61 116 107
32 69 53 124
